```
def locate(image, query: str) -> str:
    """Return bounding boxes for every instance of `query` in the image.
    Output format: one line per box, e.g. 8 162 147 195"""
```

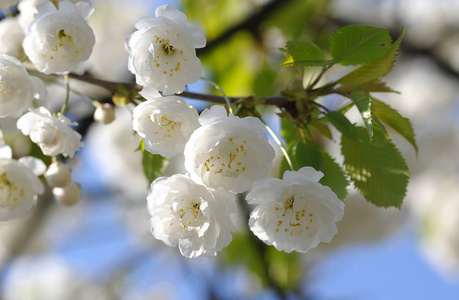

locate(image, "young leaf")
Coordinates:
282 40 336 66
338 29 405 85
341 127 409 208
372 98 418 153
325 110 361 140
330 25 392 65
339 80 399 93
319 151 348 201
142 150 169 183
349 90 389 146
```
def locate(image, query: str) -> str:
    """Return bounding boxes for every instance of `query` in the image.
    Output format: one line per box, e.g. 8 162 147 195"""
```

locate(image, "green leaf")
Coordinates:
309 118 332 139
341 127 409 208
340 80 399 93
142 149 169 183
282 40 337 66
280 138 323 178
330 25 392 65
319 151 348 201
338 29 405 85
372 98 418 153
280 119 300 145
325 110 360 140
348 90 389 146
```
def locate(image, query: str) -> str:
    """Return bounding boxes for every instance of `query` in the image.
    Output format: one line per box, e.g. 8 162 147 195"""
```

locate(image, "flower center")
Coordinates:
151 34 188 79
273 195 315 237
170 198 207 230
149 114 182 139
203 137 248 176
163 43 175 55
0 173 25 204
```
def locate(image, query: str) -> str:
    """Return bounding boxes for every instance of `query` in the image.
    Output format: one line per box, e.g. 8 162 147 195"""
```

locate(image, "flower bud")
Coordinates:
44 162 71 187
94 103 115 124
53 181 81 206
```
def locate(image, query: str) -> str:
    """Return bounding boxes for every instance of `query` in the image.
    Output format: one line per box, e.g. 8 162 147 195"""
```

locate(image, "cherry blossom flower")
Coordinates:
18 0 93 32
133 88 199 157
17 107 83 158
0 17 25 59
125 5 206 94
22 0 95 74
246 167 345 253
0 144 45 221
0 55 45 118
148 173 236 258
184 105 275 193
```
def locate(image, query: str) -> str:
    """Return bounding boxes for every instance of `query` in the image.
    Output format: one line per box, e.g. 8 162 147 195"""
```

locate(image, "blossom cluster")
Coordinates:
125 5 345 257
0 2 344 258
0 1 91 219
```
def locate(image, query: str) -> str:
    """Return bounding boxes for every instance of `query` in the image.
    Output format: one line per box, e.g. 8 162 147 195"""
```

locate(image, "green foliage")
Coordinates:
339 80 399 94
319 151 349 201
326 110 360 140
341 127 409 208
280 138 324 176
372 98 418 153
348 90 389 146
338 29 404 85
279 134 348 201
330 25 391 65
309 118 333 139
139 141 169 184
282 40 335 66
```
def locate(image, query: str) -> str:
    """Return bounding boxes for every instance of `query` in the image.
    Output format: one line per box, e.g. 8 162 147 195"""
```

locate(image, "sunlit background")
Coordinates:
0 0 459 299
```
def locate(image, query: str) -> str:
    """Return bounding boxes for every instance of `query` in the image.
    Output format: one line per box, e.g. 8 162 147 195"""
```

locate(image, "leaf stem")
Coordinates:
60 74 70 114
200 77 234 114
306 64 333 92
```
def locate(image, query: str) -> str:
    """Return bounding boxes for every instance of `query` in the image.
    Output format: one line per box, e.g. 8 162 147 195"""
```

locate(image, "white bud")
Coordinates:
93 103 115 124
44 162 71 187
52 181 81 206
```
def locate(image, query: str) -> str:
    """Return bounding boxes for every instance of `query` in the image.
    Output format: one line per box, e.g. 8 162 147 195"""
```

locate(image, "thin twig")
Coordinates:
306 64 333 92
60 74 70 114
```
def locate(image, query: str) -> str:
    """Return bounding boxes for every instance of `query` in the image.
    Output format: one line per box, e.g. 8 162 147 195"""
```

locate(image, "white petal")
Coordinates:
155 5 189 28
139 87 162 99
18 156 46 176
0 145 12 159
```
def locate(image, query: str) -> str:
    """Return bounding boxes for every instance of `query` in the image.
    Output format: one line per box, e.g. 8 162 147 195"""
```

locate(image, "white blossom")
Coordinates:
18 0 93 32
0 0 18 10
17 107 83 158
125 4 206 94
0 17 25 59
0 55 45 118
147 173 236 258
133 88 199 157
184 105 275 193
22 0 95 74
0 144 45 221
246 167 345 253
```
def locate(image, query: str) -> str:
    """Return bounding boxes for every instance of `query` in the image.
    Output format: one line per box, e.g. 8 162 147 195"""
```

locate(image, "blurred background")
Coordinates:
0 0 459 299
